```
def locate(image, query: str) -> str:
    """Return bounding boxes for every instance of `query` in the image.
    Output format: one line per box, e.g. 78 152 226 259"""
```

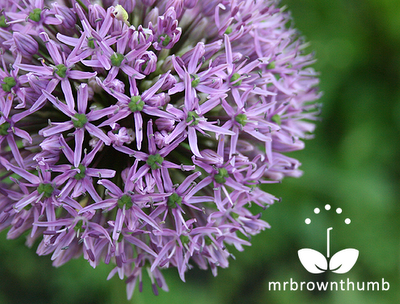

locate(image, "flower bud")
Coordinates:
108 126 134 146
53 3 77 29
146 93 169 107
107 79 125 93
184 0 198 9
27 73 49 94
39 135 62 152
155 118 175 132
130 26 153 49
88 77 103 94
154 131 168 148
101 0 114 7
144 7 159 27
89 4 106 27
13 32 38 58
160 73 176 91
152 8 181 51
141 0 155 6
119 0 136 13
135 51 157 75
160 56 174 74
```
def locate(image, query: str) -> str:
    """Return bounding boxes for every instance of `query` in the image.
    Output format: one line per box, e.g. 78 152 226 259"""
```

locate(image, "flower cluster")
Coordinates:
0 0 320 298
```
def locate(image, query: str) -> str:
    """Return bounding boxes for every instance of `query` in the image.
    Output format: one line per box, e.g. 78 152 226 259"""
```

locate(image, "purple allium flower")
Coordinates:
0 0 321 298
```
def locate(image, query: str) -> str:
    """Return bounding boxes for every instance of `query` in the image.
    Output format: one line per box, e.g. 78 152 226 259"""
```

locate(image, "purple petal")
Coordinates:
30 79 59 112
41 122 74 137
142 106 176 120
86 168 116 178
42 89 75 117
74 128 85 167
199 96 222 114
198 121 235 135
81 60 104 68
150 239 175 271
14 191 40 212
171 55 185 79
132 206 161 231
97 180 123 196
188 42 205 73
161 167 173 192
134 112 143 150
89 106 119 122
147 120 156 154
130 165 150 182
98 54 111 70
104 67 119 83
1 160 40 184
40 32 63 65
60 80 75 112
63 196 84 211
125 235 157 257
8 135 24 168
142 72 170 101
85 124 111 145
68 70 97 80
164 121 186 144
56 33 79 46
188 127 201 157
224 34 233 74
177 171 202 194
77 84 88 113
97 109 129 127
82 140 103 165
79 199 117 213
184 72 195 110
121 64 145 80
59 135 75 164
17 64 52 75
83 178 102 202
13 127 32 143
186 176 213 199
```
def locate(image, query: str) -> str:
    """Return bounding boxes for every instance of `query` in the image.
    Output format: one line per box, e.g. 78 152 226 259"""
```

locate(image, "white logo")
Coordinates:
298 204 359 274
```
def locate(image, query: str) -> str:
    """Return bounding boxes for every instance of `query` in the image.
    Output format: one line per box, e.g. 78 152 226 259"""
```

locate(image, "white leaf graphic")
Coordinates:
329 248 359 274
298 248 328 274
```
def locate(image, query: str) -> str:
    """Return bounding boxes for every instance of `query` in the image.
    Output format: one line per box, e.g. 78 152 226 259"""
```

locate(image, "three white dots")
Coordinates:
305 204 351 225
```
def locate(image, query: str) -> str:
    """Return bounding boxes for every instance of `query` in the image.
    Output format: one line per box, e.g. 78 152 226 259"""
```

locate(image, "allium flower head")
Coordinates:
0 0 320 298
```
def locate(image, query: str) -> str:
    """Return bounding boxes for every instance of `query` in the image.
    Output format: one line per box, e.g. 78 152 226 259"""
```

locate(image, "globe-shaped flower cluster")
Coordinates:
0 0 320 298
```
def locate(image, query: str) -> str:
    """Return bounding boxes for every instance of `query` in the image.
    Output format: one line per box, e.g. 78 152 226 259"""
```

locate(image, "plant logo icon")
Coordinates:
298 205 359 274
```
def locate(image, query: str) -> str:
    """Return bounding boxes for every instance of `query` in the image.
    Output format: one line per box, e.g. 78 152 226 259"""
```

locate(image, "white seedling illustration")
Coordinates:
298 205 359 274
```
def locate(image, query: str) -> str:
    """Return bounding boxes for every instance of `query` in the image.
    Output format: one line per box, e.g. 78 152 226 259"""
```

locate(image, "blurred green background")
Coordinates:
1 0 399 303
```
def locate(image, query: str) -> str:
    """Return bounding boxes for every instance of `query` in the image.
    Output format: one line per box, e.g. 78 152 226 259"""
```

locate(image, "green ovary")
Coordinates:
38 183 54 198
128 96 145 112
29 8 42 22
117 194 133 209
186 111 199 126
214 168 229 184
55 64 68 78
235 114 247 126
147 154 164 170
230 73 242 86
191 75 200 88
111 53 125 67
74 164 86 180
168 193 182 208
2 77 16 92
72 113 88 128
271 114 281 126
